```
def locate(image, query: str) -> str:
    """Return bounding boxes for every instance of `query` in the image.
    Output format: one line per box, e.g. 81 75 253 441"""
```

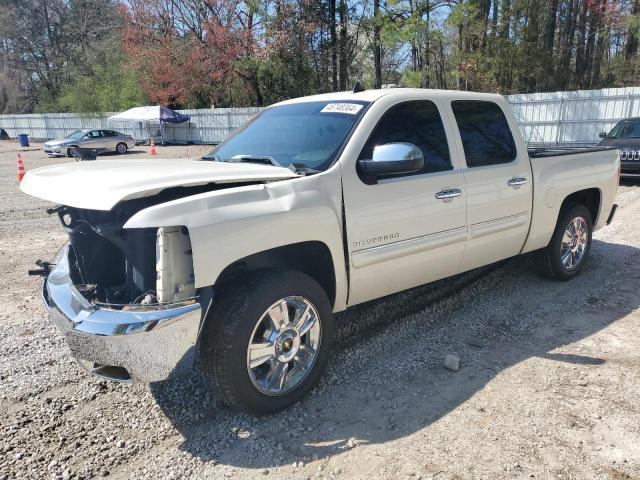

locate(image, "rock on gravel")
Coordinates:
443 354 460 372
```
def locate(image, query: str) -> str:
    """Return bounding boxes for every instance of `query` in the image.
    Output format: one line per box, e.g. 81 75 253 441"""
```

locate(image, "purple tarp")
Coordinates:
159 107 190 124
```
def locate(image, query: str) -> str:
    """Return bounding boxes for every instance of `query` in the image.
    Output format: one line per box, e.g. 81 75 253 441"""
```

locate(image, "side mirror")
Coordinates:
358 142 424 178
598 131 607 139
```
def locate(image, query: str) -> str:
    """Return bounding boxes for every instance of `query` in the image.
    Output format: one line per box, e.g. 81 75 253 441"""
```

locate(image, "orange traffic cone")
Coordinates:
149 138 156 156
17 152 25 182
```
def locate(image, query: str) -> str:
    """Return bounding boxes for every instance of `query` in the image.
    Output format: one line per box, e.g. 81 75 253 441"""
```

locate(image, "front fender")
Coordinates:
123 173 348 311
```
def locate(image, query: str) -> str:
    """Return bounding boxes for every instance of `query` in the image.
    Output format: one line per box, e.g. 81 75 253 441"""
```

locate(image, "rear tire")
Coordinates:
537 204 593 281
116 142 128 154
200 269 335 415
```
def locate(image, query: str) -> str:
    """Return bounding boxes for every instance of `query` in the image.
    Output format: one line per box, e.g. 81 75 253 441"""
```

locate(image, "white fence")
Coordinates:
508 87 640 146
0 107 262 145
1 87 639 146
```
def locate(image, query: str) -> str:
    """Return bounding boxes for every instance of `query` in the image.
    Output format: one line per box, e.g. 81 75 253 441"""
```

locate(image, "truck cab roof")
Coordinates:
272 88 506 107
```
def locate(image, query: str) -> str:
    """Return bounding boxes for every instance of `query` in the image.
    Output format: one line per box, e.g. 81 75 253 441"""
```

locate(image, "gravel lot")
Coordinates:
1 141 640 480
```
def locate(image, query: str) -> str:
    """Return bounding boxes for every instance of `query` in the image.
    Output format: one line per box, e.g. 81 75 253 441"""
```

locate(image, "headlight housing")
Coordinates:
156 226 195 303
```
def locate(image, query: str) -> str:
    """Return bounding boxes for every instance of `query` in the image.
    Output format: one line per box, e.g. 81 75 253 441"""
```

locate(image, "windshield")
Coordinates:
607 121 640 139
66 130 86 140
203 101 368 171
621 121 640 138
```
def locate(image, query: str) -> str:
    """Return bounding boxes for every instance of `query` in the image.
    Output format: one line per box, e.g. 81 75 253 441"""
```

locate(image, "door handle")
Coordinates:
507 177 528 187
435 189 462 200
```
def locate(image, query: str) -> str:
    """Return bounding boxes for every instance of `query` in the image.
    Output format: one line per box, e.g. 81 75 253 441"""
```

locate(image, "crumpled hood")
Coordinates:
20 158 299 210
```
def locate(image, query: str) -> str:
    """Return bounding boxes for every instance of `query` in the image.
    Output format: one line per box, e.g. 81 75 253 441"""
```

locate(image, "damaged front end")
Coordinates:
20 158 301 383
57 201 195 307
40 197 205 383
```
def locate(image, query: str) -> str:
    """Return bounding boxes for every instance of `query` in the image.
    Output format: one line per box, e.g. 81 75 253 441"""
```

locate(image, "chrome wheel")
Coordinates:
560 216 588 270
246 296 321 395
117 143 127 154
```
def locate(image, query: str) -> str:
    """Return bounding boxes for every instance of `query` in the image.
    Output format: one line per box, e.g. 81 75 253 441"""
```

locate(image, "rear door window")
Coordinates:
451 100 517 167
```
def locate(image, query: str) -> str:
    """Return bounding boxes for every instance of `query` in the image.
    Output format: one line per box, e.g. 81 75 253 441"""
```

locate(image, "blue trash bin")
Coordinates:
18 134 29 147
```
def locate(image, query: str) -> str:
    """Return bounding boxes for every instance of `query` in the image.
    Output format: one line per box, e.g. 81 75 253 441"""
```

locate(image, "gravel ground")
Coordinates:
1 141 640 480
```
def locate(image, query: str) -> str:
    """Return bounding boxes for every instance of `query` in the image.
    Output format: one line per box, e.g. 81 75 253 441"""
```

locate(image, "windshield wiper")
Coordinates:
228 155 282 167
289 162 321 176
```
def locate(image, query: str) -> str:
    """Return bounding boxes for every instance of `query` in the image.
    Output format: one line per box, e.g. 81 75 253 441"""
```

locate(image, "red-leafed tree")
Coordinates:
120 0 259 108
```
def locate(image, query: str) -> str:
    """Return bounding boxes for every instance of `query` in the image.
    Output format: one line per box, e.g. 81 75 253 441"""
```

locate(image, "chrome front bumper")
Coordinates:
43 246 202 383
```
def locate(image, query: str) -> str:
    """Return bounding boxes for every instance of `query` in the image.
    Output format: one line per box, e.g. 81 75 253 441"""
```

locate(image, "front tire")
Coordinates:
201 269 335 415
538 204 593 280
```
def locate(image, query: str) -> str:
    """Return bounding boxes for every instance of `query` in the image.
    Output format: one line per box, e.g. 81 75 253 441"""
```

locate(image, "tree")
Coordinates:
625 0 640 58
41 61 146 113
0 0 638 113
329 0 339 90
338 0 349 89
0 0 124 107
373 0 382 88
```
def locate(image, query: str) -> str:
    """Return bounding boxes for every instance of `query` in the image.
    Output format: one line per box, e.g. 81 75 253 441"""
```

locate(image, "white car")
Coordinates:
43 129 135 157
21 88 619 415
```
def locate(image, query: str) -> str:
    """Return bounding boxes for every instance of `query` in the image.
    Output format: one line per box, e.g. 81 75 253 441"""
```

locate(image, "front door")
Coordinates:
83 130 103 148
341 95 467 306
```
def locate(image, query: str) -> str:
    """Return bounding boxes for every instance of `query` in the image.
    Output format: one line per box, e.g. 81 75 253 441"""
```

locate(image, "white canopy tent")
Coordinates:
108 106 163 122
107 106 190 144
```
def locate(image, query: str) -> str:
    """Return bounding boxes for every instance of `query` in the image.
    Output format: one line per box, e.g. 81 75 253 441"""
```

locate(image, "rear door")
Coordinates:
82 130 103 148
447 98 533 271
100 130 118 149
341 95 467 306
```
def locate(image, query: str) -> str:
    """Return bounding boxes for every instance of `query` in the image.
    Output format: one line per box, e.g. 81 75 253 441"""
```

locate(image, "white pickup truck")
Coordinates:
22 89 619 415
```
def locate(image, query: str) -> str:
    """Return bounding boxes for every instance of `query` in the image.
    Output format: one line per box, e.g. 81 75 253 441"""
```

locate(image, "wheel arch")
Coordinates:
213 241 337 308
522 186 602 254
558 187 601 225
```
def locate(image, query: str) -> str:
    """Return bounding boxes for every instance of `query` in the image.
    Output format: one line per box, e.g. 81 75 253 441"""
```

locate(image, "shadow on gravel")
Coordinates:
150 240 640 469
98 150 145 157
540 352 605 365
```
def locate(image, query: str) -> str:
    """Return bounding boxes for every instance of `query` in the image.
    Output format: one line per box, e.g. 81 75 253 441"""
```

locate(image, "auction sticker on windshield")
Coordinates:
320 103 364 115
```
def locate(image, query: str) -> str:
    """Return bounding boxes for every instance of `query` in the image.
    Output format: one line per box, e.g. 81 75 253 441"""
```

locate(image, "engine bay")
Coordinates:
52 189 204 307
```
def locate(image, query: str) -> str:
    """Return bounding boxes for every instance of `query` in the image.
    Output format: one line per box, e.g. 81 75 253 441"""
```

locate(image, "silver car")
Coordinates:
43 129 135 157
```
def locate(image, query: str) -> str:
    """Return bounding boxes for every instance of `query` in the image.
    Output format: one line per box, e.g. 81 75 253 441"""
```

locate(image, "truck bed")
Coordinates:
522 145 619 255
528 145 617 158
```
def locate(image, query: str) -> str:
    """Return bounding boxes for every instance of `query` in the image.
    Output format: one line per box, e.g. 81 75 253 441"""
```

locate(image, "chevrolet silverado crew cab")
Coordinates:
21 89 620 415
